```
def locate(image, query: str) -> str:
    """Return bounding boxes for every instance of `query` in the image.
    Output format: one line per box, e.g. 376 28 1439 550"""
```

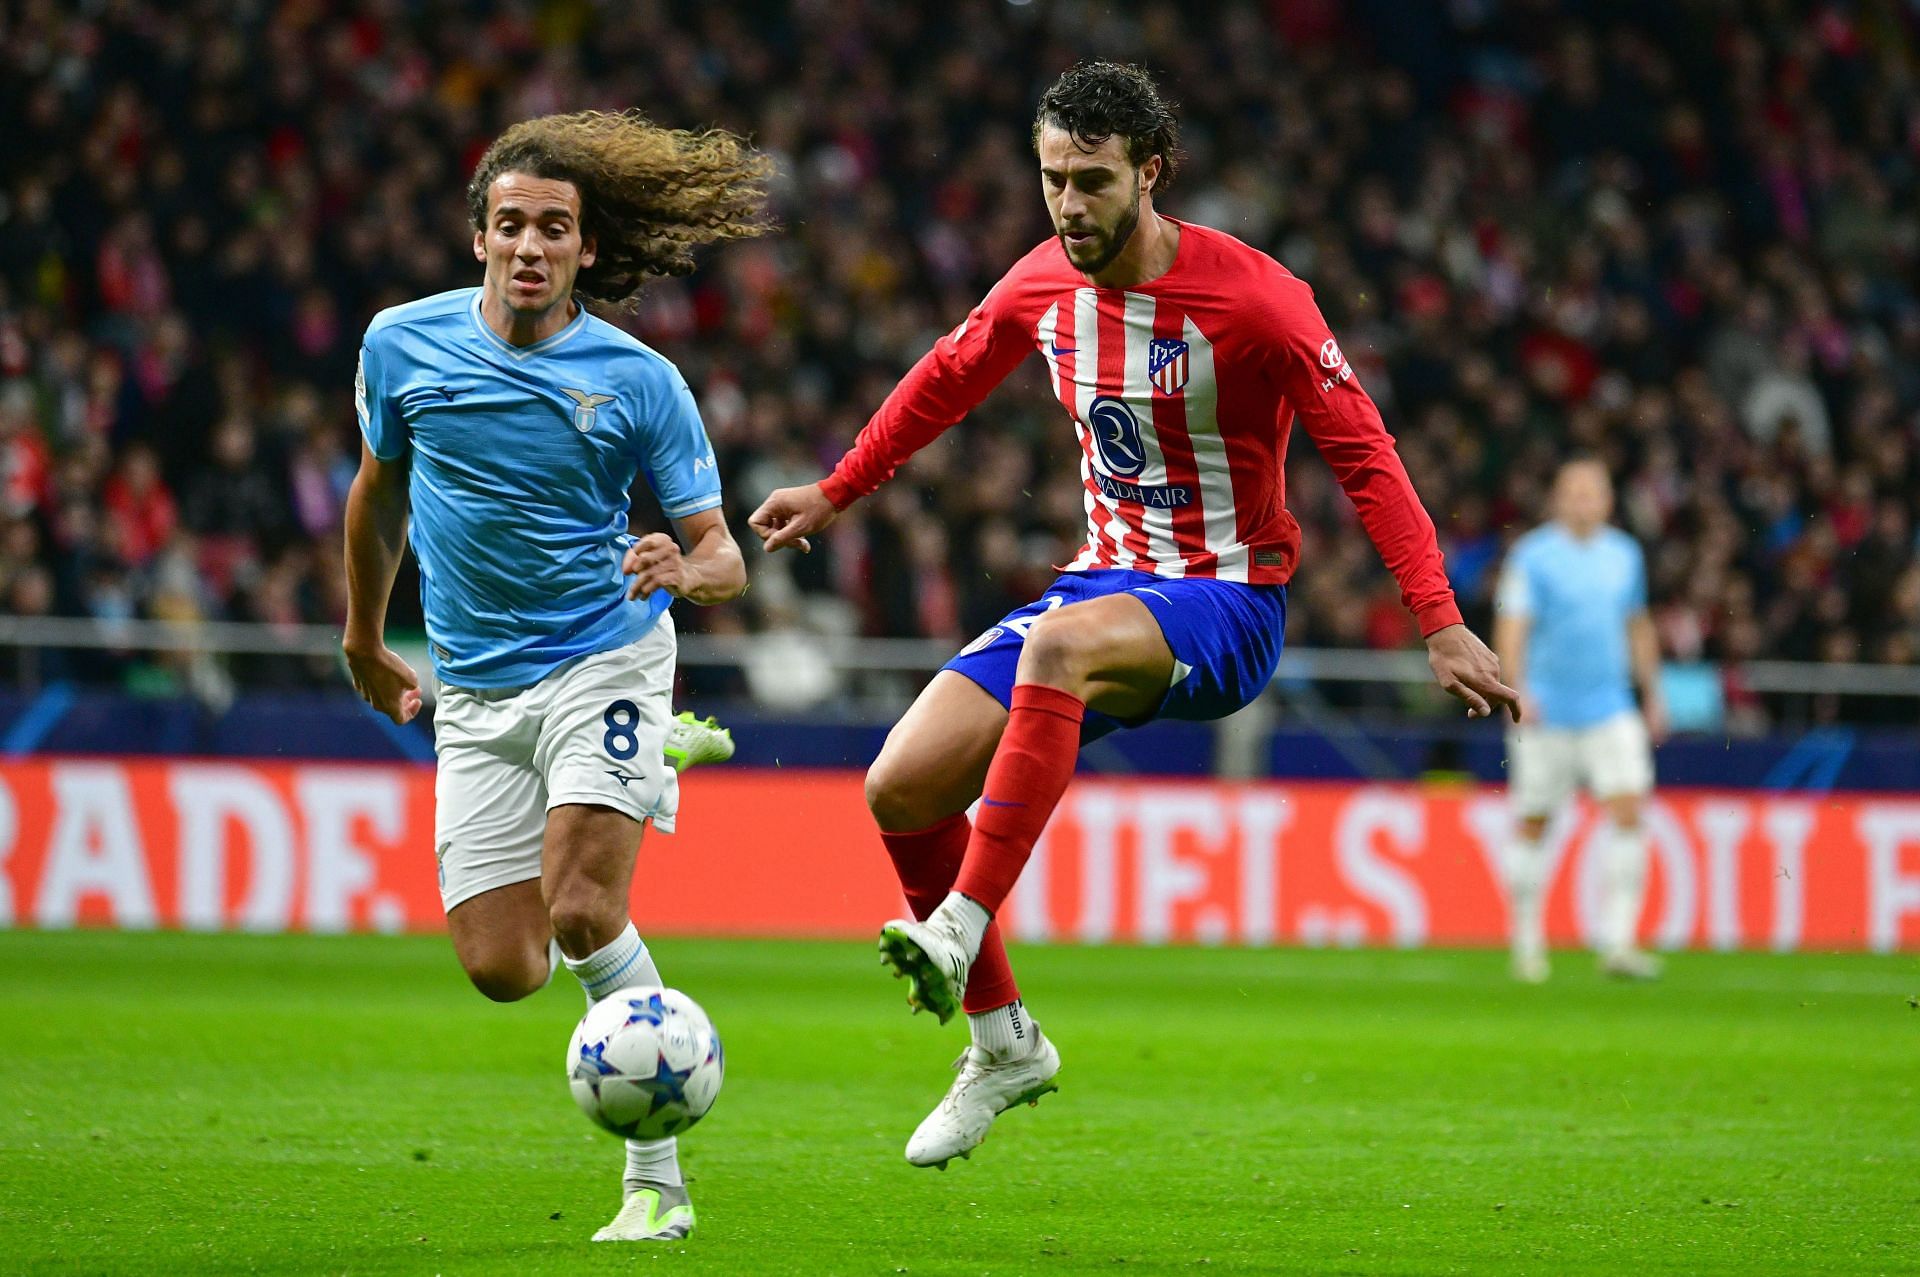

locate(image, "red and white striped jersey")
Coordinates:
821 220 1462 635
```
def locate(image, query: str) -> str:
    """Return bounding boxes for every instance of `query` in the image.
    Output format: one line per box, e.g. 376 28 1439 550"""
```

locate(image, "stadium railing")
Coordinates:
2 615 1918 700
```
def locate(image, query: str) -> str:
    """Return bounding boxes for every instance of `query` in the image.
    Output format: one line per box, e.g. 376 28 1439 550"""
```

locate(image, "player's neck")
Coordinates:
479 288 579 348
1082 208 1180 289
1560 519 1603 540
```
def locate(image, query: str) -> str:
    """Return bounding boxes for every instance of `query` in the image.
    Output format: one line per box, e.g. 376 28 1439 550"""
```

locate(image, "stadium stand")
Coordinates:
1 1 1916 729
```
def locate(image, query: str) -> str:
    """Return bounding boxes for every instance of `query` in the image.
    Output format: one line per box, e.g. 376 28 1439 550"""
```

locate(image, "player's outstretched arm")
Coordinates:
625 507 747 604
747 483 837 555
1426 624 1522 721
341 441 422 725
1629 610 1667 743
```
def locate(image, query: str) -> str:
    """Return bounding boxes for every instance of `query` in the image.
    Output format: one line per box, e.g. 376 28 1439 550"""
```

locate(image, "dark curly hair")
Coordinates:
1032 62 1183 194
466 110 772 306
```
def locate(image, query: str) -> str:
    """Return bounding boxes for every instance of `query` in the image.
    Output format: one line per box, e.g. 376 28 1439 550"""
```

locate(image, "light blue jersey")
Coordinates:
1495 523 1647 728
355 288 722 688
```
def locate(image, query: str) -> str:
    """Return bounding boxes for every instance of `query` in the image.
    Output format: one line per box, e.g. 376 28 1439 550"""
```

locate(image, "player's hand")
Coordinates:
623 532 694 600
343 639 422 725
748 483 837 554
1425 624 1522 721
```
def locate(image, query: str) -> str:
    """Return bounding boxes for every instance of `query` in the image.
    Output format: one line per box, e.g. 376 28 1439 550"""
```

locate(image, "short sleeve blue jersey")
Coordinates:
355 288 722 689
1494 523 1647 728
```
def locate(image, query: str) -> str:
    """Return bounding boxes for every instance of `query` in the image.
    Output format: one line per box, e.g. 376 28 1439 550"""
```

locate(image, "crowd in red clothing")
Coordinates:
2 1 1916 724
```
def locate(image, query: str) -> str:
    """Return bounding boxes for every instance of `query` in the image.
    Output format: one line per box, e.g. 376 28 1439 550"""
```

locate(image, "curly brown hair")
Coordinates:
1033 62 1182 195
466 110 772 305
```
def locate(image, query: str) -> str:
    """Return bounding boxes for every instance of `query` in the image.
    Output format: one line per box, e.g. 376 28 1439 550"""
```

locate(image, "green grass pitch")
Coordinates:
1 931 1915 1275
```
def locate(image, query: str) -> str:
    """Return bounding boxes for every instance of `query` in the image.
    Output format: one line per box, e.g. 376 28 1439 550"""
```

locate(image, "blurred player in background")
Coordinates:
1494 457 1666 983
751 62 1519 1170
342 111 766 1241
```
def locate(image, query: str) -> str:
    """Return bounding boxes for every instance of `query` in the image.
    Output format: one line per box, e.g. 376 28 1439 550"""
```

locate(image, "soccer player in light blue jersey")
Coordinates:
1494 457 1668 983
341 112 768 1242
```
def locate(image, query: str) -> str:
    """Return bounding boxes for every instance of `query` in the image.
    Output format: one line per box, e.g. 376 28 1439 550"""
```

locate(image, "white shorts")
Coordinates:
432 617 679 912
1506 709 1654 819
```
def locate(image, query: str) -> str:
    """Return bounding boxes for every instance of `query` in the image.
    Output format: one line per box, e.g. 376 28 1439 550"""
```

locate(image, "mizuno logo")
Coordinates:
605 768 643 788
434 386 465 401
980 797 1026 809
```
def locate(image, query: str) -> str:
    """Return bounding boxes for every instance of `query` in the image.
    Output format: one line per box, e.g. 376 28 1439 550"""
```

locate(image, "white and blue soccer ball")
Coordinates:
566 986 724 1141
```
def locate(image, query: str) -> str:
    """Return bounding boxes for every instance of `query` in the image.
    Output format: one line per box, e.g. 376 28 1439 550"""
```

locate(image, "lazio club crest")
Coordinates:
1148 338 1189 394
563 388 616 433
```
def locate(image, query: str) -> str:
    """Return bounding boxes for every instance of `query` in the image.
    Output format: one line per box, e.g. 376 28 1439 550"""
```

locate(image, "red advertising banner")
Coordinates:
1 760 1916 952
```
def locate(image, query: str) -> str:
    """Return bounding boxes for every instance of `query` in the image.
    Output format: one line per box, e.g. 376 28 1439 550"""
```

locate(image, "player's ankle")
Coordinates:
564 920 659 1003
931 892 991 955
625 1137 682 1189
968 998 1037 1059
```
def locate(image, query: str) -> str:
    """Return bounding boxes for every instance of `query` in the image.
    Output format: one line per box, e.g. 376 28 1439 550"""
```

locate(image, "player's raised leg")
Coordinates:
867 671 1017 1020
866 671 1061 1167
880 594 1172 1018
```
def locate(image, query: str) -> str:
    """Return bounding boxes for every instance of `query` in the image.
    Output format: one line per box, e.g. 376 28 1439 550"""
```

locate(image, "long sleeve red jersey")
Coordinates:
820 220 1463 636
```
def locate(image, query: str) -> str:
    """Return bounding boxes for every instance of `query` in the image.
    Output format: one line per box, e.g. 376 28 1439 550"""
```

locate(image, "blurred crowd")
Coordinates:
2 0 1918 724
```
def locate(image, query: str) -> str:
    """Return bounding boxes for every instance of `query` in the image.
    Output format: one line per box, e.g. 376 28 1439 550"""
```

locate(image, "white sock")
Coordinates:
540 937 562 990
1600 821 1650 958
562 921 663 1004
1503 832 1549 964
931 891 991 960
968 998 1036 1059
625 1134 683 1191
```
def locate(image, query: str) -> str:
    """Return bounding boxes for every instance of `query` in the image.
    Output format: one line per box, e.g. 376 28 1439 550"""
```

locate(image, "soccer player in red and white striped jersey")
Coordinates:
750 62 1518 1169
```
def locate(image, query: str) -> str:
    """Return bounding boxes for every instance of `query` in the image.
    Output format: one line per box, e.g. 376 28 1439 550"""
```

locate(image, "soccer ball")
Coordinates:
566 986 724 1141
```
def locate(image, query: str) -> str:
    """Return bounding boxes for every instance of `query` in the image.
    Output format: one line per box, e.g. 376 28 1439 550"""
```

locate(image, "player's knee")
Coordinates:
1019 610 1101 685
1605 795 1644 831
465 951 546 1003
866 759 929 832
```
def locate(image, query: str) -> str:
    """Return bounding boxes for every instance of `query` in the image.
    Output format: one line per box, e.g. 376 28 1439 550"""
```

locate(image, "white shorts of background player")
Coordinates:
1505 708 1654 821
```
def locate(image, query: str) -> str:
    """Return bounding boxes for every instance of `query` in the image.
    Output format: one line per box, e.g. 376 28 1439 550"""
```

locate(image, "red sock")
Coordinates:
879 812 1019 1014
952 683 1085 916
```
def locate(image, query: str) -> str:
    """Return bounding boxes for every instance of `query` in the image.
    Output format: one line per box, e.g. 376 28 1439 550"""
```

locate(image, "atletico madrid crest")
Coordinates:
1148 338 1189 394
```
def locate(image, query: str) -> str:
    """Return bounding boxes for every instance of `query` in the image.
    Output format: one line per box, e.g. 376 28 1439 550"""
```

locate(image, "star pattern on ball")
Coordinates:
575 1039 619 1078
623 992 671 1028
637 1053 695 1116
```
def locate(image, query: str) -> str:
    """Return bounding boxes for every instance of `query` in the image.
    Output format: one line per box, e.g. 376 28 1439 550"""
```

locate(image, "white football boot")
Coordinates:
878 916 973 1024
592 1183 695 1242
1600 948 1664 980
905 1031 1062 1170
664 711 734 771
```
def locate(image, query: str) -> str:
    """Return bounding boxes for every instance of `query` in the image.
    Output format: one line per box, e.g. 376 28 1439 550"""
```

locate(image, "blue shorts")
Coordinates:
943 569 1287 741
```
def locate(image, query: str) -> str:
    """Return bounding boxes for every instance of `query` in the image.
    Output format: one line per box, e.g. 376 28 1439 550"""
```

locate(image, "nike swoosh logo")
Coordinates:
980 797 1026 808
1048 345 1077 357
